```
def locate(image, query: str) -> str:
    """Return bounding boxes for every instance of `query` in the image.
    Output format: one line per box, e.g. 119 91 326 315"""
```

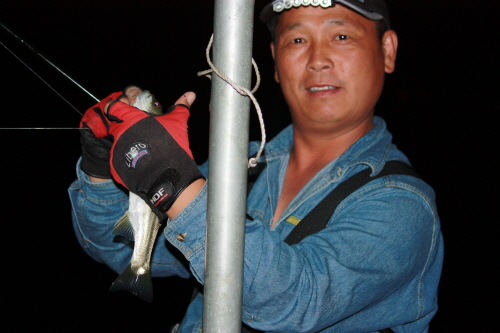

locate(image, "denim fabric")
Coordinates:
69 116 443 332
68 161 191 278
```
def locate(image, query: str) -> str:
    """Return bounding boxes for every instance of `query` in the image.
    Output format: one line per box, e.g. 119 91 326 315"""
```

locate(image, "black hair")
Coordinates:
266 15 279 43
375 19 389 40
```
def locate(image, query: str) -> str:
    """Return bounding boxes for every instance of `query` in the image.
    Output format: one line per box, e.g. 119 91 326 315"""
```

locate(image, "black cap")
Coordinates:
259 0 390 28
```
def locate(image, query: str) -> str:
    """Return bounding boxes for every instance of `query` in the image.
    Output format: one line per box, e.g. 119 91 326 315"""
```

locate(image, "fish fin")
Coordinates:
113 212 135 240
109 264 153 302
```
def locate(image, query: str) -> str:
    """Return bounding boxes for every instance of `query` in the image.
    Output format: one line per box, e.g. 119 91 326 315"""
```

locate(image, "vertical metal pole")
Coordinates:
204 0 255 332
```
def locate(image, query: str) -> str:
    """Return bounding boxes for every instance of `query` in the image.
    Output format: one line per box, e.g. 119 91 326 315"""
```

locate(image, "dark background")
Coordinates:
1 0 496 331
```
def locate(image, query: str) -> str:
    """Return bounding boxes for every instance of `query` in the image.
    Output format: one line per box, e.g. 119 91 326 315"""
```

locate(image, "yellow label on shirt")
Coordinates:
286 216 301 226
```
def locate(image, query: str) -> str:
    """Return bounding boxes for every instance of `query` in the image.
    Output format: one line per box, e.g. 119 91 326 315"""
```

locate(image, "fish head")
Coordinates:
133 90 163 116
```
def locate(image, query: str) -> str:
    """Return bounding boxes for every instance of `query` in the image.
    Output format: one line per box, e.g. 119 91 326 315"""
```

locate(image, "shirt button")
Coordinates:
176 233 188 242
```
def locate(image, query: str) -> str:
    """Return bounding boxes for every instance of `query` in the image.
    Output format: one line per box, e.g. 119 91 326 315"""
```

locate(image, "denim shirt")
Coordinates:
69 117 443 333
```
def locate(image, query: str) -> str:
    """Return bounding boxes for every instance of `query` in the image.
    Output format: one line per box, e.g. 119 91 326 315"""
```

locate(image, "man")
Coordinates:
69 1 443 332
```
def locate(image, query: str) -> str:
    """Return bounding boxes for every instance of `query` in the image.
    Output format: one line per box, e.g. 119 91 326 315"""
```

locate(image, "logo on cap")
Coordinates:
272 0 332 13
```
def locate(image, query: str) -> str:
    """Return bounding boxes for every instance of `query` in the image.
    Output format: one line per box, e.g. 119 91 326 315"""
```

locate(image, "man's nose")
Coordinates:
307 42 333 72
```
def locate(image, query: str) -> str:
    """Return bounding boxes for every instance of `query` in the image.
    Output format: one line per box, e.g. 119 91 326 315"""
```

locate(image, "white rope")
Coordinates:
197 34 266 168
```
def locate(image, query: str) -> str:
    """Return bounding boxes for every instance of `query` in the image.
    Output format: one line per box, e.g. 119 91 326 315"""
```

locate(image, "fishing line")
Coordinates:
0 128 85 130
0 21 102 129
0 21 99 104
1 40 84 116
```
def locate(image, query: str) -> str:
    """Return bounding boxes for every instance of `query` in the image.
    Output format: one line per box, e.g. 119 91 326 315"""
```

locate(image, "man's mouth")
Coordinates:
307 86 337 92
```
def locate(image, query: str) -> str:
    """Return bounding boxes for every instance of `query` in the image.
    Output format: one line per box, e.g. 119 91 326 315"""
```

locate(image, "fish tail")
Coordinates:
109 264 153 302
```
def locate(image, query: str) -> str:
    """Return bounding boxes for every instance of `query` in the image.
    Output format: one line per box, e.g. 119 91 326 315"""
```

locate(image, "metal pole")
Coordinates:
204 0 255 332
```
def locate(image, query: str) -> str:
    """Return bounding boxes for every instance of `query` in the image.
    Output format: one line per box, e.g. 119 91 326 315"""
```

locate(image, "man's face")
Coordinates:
271 5 397 135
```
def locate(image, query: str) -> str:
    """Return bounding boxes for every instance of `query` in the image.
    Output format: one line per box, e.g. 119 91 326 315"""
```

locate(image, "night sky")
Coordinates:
1 0 497 331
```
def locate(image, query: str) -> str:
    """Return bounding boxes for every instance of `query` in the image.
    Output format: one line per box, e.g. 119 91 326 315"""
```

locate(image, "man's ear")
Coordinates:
270 42 280 83
382 30 398 74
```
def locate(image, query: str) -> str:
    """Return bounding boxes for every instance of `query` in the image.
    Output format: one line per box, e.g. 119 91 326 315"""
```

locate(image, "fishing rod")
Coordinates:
1 20 99 129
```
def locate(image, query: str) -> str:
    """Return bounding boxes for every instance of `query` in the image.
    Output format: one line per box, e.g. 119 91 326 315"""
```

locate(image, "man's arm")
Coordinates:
88 176 109 182
69 158 191 278
69 158 135 273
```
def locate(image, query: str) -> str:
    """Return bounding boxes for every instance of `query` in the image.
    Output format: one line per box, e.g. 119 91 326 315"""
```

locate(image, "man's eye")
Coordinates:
335 35 349 41
292 38 304 43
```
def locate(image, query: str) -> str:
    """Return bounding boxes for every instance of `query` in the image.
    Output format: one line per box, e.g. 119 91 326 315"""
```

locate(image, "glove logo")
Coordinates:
150 187 168 206
147 181 175 211
124 142 149 169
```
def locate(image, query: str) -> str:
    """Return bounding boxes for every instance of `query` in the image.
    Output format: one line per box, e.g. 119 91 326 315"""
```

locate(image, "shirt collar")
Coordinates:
264 116 395 178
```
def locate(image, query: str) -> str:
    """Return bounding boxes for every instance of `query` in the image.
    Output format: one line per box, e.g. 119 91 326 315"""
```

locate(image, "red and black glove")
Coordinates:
105 100 204 219
79 91 125 178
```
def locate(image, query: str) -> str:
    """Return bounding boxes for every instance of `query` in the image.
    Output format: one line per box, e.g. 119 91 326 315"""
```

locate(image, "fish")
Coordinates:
108 90 164 302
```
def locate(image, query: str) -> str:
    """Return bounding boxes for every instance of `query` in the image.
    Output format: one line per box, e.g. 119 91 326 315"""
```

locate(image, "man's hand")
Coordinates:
80 86 143 181
79 91 125 179
104 91 204 220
